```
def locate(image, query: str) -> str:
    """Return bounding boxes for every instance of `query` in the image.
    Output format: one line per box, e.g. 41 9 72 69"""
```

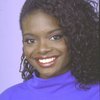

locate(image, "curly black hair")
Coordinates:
19 0 99 88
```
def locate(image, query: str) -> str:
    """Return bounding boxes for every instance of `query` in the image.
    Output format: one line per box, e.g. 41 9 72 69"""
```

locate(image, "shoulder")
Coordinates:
90 84 100 98
0 80 31 100
81 84 100 100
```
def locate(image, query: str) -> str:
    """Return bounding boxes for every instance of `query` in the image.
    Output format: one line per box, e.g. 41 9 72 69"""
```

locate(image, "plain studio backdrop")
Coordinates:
0 0 99 93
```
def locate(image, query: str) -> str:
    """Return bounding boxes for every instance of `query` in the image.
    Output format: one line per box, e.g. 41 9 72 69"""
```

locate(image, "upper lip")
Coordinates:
34 55 59 60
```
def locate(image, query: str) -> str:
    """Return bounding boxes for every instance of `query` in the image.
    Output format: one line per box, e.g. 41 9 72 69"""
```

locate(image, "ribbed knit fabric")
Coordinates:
0 71 99 100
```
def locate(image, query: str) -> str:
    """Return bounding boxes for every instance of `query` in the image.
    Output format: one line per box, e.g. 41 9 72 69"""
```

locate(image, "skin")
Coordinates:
22 10 70 79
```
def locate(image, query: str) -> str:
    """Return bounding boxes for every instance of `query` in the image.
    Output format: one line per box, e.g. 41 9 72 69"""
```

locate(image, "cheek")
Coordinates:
62 38 70 55
58 40 70 62
23 46 34 58
61 44 69 61
53 39 69 53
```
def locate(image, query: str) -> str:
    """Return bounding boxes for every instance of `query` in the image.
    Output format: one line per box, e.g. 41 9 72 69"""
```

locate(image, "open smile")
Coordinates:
35 56 58 68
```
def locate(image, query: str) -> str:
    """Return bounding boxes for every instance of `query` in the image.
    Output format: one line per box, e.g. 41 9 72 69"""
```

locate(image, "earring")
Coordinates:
19 56 27 72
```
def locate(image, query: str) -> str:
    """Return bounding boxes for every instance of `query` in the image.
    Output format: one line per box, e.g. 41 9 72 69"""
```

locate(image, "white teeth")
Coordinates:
38 57 55 63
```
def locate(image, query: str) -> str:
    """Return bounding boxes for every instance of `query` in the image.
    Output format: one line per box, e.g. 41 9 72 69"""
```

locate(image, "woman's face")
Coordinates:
22 11 70 78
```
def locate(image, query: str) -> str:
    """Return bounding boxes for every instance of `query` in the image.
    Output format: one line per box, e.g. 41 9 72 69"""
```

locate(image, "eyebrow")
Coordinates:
23 28 62 37
47 28 62 34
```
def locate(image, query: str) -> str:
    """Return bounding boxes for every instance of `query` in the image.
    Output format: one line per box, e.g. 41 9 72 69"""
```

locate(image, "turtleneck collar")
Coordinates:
28 71 76 93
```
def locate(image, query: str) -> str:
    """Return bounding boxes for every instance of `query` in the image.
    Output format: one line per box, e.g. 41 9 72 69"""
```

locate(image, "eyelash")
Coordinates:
50 34 63 41
24 39 36 44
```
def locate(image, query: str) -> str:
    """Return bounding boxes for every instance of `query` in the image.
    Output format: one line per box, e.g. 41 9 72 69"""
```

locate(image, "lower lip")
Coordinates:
36 59 56 68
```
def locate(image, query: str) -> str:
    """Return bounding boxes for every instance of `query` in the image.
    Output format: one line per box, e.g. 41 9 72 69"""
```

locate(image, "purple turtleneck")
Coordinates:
0 71 100 100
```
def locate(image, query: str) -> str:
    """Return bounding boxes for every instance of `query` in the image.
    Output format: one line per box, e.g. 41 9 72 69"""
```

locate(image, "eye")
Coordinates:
24 39 36 44
50 34 63 41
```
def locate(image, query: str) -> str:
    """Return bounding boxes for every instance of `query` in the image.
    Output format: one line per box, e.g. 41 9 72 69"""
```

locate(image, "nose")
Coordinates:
37 39 52 55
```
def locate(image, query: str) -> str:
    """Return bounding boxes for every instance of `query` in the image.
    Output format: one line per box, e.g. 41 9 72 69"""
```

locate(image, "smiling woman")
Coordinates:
0 0 99 100
22 11 70 79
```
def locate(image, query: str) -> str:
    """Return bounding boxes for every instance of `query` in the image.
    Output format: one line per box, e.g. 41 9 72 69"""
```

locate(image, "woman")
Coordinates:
0 0 99 100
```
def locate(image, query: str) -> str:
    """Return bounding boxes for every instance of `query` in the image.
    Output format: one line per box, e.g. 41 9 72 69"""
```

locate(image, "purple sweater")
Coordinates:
0 71 100 100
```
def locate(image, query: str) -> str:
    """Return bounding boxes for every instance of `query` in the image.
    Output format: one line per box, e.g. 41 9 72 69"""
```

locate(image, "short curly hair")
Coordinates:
19 0 99 88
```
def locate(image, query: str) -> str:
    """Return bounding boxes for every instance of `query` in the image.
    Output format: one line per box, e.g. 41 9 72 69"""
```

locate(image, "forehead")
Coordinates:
22 11 60 34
